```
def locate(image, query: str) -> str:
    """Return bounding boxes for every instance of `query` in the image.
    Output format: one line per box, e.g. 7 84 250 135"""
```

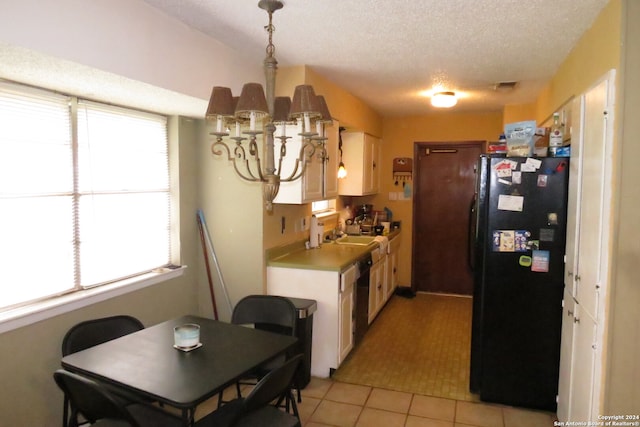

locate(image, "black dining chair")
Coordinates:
218 295 299 408
61 315 146 427
53 370 182 427
200 354 303 427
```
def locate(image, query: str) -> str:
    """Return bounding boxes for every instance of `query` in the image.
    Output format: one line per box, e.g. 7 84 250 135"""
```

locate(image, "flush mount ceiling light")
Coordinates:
431 91 457 108
205 0 332 212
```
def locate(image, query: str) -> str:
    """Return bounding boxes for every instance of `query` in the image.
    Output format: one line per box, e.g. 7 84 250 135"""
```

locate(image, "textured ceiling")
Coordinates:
142 0 609 116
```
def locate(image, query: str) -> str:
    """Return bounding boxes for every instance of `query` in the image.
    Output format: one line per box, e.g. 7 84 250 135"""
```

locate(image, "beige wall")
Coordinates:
0 117 202 426
604 0 640 414
0 0 264 424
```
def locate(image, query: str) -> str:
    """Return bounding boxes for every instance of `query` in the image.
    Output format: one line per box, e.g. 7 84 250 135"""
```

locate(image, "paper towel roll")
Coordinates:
309 215 320 248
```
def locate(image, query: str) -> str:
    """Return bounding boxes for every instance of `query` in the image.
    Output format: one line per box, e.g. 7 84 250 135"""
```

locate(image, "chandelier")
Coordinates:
205 0 332 212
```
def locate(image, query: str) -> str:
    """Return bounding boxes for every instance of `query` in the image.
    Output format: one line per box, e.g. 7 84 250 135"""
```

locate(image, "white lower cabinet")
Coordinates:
339 265 356 364
387 235 400 299
558 288 597 422
368 258 384 324
267 264 356 378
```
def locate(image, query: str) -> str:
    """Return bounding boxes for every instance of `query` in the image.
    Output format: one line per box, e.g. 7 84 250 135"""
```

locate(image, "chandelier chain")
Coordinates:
265 11 275 58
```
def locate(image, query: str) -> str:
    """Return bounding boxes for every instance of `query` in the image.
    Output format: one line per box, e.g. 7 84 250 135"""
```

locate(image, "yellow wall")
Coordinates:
371 112 503 286
503 103 536 126
535 0 621 122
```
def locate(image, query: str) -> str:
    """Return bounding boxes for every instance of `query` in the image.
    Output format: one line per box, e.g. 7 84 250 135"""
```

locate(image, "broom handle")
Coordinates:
197 212 218 320
197 209 233 315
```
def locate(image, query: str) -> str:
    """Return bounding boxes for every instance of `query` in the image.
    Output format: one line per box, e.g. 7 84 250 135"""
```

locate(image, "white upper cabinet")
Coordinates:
339 131 380 196
273 120 339 204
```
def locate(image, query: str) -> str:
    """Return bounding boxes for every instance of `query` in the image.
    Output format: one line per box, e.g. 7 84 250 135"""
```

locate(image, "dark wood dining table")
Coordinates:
61 315 298 426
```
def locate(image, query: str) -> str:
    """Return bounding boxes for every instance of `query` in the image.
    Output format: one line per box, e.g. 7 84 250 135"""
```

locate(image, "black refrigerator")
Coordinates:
469 154 569 411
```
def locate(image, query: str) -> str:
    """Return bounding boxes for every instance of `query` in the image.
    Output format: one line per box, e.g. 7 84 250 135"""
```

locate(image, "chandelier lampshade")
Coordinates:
272 96 293 124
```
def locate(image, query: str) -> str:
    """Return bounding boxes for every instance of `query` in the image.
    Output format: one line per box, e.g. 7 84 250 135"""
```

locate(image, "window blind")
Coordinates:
76 101 170 288
0 82 171 311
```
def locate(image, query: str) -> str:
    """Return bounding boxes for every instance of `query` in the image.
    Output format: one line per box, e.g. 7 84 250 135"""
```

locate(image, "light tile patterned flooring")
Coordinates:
333 293 474 401
297 378 557 426
195 293 558 426
297 293 558 426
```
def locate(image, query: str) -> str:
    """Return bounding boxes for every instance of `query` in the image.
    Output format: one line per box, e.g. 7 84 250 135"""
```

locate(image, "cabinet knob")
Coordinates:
574 316 580 324
567 310 574 317
568 271 573 277
575 275 581 281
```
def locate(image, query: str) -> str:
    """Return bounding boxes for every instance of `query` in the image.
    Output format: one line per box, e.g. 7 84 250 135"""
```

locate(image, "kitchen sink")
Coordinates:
335 235 377 246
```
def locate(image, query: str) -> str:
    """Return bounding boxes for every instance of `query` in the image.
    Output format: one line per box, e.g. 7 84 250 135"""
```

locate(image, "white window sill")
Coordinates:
314 210 339 221
0 266 186 334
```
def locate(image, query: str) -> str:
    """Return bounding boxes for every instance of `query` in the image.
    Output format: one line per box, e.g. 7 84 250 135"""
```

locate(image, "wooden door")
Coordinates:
412 142 483 295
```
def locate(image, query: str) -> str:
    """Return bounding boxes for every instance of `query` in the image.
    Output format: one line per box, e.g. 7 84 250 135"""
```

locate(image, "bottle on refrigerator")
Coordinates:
549 113 563 148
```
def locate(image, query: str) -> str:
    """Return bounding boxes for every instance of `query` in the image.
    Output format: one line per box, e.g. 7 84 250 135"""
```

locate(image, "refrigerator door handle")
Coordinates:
468 194 477 271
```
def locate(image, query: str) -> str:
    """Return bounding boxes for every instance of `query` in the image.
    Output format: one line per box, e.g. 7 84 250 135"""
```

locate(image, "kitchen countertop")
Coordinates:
267 230 400 272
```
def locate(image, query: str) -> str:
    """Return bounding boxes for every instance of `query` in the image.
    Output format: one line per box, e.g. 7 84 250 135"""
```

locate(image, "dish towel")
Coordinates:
374 235 389 254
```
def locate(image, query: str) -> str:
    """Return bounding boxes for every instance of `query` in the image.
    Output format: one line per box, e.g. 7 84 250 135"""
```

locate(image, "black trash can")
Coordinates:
287 297 317 388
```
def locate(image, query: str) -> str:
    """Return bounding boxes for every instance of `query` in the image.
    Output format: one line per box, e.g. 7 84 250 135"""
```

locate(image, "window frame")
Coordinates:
0 81 183 332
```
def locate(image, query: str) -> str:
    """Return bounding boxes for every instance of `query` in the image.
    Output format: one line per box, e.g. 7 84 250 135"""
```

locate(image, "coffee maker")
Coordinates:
355 204 374 234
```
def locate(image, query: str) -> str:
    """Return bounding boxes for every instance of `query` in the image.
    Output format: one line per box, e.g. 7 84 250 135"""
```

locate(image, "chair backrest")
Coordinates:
241 354 303 415
231 295 297 337
53 369 139 427
62 315 144 356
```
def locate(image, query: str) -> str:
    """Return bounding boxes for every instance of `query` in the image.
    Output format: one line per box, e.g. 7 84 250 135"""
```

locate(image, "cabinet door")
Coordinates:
323 121 339 199
569 305 597 421
364 134 380 194
574 78 611 321
557 289 576 422
273 122 324 204
388 236 400 296
338 267 355 364
368 261 384 323
302 144 324 202
376 255 386 310
339 131 380 196
388 249 398 298
564 97 584 299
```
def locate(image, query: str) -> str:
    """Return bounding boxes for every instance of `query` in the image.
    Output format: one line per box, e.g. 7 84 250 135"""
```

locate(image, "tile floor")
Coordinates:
192 293 559 426
296 377 558 427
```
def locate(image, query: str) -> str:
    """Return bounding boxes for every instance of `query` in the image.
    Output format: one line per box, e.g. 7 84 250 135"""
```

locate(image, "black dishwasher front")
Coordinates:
355 252 372 345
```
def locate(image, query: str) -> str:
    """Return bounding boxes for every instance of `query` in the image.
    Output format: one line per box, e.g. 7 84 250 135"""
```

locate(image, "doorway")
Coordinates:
411 142 483 295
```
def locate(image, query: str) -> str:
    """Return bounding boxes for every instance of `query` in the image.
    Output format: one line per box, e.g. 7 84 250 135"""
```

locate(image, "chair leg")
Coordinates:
63 396 69 427
217 391 224 409
288 390 300 420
